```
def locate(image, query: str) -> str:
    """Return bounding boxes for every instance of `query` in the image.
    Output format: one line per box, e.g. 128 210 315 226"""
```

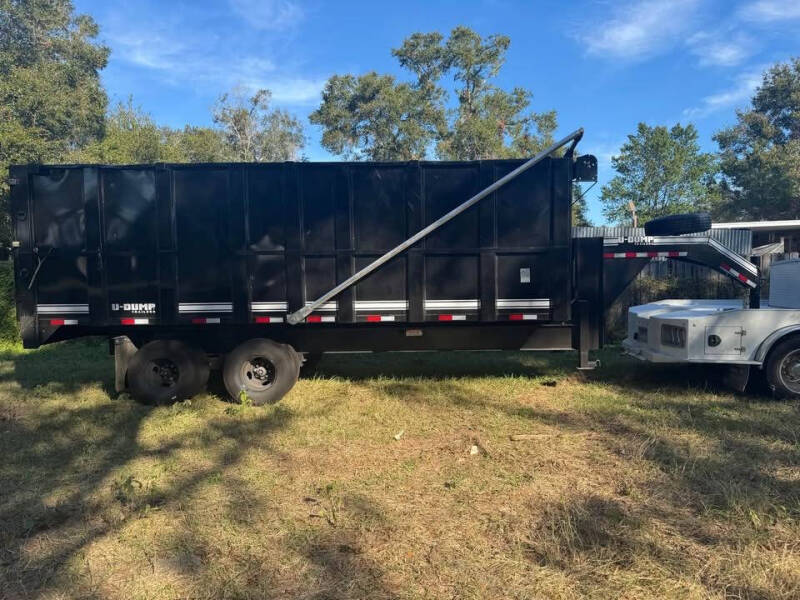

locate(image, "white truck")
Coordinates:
619 235 800 399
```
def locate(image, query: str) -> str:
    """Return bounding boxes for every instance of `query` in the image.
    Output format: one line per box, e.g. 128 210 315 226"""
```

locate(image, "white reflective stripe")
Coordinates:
355 300 408 311
205 318 221 324
304 301 337 312
496 299 551 309
721 265 758 288
424 299 480 310
450 315 467 321
606 251 688 258
122 318 149 325
37 304 89 314
317 315 336 322
522 314 538 320
178 303 233 313
251 301 288 312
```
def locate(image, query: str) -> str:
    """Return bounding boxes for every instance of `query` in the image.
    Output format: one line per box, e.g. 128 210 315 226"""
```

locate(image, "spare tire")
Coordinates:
644 213 711 236
644 213 711 235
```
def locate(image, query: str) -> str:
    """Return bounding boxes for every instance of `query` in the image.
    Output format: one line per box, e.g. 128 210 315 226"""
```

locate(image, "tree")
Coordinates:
714 58 800 220
73 99 186 164
311 26 556 161
0 0 108 240
572 186 591 226
600 123 719 225
213 88 305 162
310 73 446 160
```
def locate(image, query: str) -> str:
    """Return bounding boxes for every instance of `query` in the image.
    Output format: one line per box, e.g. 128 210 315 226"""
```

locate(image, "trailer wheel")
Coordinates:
765 337 800 399
643 213 711 236
223 339 301 405
127 340 210 405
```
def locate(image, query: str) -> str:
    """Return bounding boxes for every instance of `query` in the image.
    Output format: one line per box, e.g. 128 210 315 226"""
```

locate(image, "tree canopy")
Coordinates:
0 0 109 240
600 123 719 225
714 58 800 220
310 26 556 161
212 88 305 162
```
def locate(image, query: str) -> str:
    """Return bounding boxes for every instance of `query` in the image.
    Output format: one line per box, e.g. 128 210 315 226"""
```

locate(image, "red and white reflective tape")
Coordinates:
720 263 757 288
191 317 220 324
306 315 335 323
603 251 688 259
50 318 78 326
437 314 466 321
509 314 538 321
255 316 283 324
365 315 395 322
120 318 149 325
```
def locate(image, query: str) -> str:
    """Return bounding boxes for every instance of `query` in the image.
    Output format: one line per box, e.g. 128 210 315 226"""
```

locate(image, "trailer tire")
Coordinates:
127 340 210 405
643 213 711 236
765 337 800 399
223 339 301 405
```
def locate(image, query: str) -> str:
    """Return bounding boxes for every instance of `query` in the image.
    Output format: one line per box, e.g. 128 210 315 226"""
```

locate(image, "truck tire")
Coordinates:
223 339 301 405
765 337 800 399
127 340 210 405
643 213 711 236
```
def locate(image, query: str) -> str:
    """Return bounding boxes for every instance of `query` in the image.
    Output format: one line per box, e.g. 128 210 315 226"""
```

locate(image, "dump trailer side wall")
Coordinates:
10 157 595 354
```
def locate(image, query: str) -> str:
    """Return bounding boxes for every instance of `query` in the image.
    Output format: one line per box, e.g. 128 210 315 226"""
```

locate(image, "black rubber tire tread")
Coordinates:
765 336 800 400
643 213 711 236
223 338 301 405
127 340 210 405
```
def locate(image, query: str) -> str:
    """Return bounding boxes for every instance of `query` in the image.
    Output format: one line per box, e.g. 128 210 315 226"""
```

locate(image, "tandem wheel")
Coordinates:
127 340 210 405
223 339 302 405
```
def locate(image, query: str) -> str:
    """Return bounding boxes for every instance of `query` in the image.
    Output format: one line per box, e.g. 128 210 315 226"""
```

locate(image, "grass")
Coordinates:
1 340 799 599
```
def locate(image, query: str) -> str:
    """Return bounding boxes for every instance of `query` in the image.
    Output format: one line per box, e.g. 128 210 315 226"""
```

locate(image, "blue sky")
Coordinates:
73 0 800 224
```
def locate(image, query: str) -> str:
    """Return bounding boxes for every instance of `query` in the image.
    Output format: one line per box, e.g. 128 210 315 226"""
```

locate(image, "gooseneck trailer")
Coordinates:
9 128 783 404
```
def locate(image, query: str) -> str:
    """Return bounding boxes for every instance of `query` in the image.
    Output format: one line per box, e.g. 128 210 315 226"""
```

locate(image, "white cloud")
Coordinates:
579 0 700 60
739 1 800 22
687 31 754 67
229 0 304 30
239 76 327 104
683 68 764 119
102 5 324 106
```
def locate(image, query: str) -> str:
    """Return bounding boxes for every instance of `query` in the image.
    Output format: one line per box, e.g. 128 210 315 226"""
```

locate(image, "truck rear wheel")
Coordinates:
127 340 210 405
765 337 800 399
223 339 301 405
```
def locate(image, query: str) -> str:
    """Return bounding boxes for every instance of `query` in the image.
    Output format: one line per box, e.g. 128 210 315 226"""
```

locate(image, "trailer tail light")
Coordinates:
660 324 686 348
306 315 335 323
509 314 538 321
437 314 466 321
255 316 283 324
49 319 78 326
366 315 395 322
120 318 149 325
191 317 220 324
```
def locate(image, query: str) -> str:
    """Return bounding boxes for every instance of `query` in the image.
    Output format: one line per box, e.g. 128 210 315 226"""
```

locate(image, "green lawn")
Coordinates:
1 340 799 599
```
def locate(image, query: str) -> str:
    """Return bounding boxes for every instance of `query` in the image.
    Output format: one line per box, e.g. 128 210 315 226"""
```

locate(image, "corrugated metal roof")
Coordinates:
572 227 752 257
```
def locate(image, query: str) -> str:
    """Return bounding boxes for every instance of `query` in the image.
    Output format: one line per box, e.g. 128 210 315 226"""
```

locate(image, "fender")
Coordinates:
754 325 800 365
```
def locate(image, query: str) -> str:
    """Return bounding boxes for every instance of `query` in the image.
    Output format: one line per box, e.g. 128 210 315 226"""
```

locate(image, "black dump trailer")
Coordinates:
9 129 606 404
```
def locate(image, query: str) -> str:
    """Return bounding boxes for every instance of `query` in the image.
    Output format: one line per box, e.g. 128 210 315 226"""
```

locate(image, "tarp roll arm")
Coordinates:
287 127 585 325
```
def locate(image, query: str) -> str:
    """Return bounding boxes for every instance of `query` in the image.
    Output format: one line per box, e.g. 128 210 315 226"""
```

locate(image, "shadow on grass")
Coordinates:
0 338 116 395
350 350 800 597
308 349 578 381
0 340 328 598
